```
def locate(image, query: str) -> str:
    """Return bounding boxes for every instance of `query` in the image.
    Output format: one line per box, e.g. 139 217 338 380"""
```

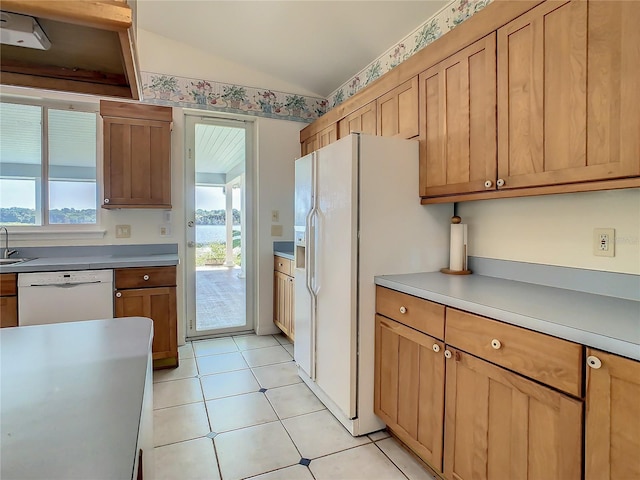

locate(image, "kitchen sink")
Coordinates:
0 258 31 265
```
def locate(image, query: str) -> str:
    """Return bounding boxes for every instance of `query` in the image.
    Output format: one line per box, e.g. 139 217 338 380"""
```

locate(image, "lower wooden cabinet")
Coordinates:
374 286 636 480
374 315 445 469
443 347 582 480
115 266 178 368
585 348 640 480
0 273 18 328
273 256 294 340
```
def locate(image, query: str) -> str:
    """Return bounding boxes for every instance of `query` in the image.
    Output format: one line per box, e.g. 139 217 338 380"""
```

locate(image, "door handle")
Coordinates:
187 241 195 247
187 221 194 227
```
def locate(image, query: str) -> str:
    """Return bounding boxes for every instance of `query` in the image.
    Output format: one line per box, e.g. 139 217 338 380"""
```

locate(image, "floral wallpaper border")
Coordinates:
327 0 492 108
141 71 328 124
141 0 491 123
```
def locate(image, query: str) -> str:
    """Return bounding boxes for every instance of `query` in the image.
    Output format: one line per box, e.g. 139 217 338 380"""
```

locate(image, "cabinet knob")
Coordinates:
115 292 122 298
432 344 441 353
491 339 502 350
279 263 283 267
143 275 150 281
587 355 602 369
104 198 110 204
496 178 505 187
484 180 493 188
444 349 452 359
399 306 407 314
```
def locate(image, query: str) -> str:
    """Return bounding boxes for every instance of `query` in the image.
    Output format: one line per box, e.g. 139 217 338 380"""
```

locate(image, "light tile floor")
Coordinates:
153 333 436 480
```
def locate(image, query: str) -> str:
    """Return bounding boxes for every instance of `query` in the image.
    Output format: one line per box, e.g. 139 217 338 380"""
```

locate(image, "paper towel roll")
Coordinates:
449 223 467 271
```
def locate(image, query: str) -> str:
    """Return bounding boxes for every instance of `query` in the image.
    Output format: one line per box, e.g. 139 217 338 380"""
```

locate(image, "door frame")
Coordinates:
184 112 256 339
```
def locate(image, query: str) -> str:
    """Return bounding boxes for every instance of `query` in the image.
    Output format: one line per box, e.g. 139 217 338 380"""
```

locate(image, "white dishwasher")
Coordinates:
18 270 114 326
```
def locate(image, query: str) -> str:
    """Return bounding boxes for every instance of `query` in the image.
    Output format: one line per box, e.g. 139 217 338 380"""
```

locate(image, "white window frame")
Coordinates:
0 97 106 239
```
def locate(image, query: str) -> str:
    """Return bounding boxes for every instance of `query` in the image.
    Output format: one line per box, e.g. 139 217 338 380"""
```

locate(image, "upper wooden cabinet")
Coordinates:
377 77 419 139
338 101 377 139
318 123 338 149
497 0 639 190
419 34 497 197
301 123 337 156
585 348 640 480
301 135 318 157
0 1 141 100
101 101 172 209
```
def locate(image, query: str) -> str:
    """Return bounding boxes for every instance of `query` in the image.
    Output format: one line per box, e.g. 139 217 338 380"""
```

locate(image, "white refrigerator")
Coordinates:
293 133 452 436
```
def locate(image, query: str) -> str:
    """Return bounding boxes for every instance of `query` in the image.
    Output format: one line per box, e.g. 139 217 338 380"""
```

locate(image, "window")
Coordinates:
0 101 98 226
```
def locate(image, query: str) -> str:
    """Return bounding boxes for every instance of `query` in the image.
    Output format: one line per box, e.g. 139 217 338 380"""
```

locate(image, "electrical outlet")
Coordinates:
160 225 171 237
271 210 279 222
115 225 131 238
593 228 615 257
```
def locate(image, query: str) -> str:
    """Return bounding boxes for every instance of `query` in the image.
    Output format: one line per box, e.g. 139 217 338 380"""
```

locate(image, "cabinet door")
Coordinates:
419 34 497 198
497 1 586 190
273 271 290 336
301 135 318 156
586 1 640 181
375 315 445 470
115 287 177 362
318 124 338 148
337 102 377 139
103 116 172 208
443 348 582 480
377 77 419 139
0 296 18 328
285 275 294 340
585 349 640 480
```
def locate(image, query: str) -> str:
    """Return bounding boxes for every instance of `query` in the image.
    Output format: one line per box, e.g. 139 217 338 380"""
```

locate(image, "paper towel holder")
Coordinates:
440 215 472 275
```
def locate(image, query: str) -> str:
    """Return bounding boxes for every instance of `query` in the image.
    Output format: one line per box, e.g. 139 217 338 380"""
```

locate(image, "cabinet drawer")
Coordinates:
0 273 17 296
445 308 583 397
274 256 292 276
376 286 445 340
115 266 176 289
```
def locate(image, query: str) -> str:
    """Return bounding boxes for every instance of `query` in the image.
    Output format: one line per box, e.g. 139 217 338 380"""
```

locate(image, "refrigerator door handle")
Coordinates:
304 208 314 296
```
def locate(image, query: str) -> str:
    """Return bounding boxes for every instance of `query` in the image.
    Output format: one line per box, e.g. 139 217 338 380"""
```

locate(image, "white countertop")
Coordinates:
375 272 640 361
0 317 153 479
0 253 179 273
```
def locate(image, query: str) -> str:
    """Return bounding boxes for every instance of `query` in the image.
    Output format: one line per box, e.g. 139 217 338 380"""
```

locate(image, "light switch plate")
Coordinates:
116 225 131 238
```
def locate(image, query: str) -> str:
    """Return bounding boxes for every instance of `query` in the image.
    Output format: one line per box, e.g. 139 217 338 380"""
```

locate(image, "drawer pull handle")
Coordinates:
432 344 440 353
143 275 150 281
587 355 602 369
399 306 407 314
491 339 502 350
444 349 452 359
115 292 122 298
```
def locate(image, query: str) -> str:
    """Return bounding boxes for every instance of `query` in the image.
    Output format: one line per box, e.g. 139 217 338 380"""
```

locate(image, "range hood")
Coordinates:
0 1 141 100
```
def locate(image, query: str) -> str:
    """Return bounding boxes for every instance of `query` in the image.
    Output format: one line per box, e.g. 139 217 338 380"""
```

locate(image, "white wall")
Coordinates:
458 189 640 275
137 29 320 98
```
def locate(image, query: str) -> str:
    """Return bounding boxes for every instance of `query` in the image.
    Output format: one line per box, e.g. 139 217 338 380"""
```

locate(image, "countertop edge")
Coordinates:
274 251 295 260
0 255 180 274
375 276 640 362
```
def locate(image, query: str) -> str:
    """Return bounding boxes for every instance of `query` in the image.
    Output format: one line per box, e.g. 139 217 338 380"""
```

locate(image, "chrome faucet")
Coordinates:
0 227 17 259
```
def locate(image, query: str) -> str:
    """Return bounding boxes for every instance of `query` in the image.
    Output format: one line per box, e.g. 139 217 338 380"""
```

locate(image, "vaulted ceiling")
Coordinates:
136 0 449 98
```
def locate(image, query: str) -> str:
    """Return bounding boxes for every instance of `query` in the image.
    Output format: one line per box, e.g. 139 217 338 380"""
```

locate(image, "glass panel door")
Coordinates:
185 115 254 338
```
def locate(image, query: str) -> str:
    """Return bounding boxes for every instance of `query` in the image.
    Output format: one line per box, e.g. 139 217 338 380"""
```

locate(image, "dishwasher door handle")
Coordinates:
29 281 104 288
